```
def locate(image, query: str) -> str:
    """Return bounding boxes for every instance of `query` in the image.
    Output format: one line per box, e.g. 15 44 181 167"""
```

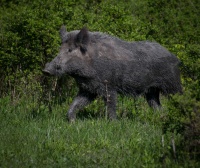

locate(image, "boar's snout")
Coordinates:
42 62 63 76
42 63 52 76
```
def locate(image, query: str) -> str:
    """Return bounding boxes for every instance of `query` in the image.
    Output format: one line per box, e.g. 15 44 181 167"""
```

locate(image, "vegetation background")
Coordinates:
0 0 199 167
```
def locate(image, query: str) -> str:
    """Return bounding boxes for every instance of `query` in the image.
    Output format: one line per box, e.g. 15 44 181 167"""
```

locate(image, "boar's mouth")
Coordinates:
42 69 52 76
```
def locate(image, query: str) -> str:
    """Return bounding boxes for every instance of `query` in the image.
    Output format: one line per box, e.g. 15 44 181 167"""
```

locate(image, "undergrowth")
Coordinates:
0 94 199 167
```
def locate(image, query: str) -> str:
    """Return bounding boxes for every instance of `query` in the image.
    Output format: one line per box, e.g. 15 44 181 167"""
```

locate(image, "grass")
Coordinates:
0 95 199 167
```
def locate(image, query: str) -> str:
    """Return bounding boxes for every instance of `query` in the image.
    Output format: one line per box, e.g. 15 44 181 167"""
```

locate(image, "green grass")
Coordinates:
0 96 198 167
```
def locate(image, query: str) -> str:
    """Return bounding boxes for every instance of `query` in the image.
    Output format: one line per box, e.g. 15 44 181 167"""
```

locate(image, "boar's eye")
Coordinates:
68 49 72 52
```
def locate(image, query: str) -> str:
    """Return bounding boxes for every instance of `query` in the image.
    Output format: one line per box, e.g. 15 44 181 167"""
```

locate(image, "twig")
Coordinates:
104 80 110 120
171 133 177 161
162 135 165 148
52 77 58 91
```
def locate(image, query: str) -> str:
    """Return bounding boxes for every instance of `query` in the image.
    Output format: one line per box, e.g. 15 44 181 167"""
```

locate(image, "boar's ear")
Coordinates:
60 25 68 42
76 27 89 53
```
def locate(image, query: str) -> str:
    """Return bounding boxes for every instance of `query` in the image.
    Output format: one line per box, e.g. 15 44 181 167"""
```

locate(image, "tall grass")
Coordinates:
0 93 199 167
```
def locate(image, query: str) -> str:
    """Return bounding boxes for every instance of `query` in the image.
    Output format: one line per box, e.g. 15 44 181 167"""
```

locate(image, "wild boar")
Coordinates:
43 26 182 121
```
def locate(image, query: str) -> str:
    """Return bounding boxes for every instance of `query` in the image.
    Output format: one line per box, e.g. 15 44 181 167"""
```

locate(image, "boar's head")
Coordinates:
43 26 94 77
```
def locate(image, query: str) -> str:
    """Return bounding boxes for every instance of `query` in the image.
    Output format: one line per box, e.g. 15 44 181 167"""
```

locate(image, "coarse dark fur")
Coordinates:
43 26 182 121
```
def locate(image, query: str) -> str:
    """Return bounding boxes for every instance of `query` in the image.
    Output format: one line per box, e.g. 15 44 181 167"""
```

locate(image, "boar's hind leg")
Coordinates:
145 88 161 109
67 92 96 122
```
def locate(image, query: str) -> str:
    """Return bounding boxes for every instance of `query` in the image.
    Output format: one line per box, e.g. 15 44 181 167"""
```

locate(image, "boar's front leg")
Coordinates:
67 92 96 122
